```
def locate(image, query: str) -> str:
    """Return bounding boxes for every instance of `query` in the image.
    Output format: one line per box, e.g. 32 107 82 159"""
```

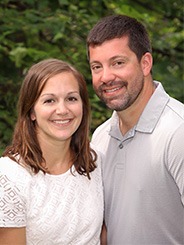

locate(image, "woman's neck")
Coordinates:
40 138 73 175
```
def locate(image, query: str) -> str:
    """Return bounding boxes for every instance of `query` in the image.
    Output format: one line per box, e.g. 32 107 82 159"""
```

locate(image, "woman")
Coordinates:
0 59 103 244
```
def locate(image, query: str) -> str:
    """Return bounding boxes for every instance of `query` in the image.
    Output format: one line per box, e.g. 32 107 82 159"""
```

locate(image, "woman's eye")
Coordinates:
44 99 54 103
67 97 78 102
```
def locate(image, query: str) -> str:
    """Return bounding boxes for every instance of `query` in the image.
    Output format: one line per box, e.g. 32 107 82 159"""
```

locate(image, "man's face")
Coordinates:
89 36 146 111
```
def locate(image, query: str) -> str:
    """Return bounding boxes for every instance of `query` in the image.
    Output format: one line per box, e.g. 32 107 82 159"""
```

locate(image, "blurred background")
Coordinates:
0 0 183 154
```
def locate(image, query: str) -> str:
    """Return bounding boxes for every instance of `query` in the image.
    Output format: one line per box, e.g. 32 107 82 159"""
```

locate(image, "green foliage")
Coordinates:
0 0 183 152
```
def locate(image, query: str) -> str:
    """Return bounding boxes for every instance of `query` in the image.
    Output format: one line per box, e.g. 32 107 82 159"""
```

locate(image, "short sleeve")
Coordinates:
0 158 27 227
167 123 184 206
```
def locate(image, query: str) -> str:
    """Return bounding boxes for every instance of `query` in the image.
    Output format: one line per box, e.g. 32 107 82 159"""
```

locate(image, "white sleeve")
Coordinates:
0 157 27 227
167 124 184 206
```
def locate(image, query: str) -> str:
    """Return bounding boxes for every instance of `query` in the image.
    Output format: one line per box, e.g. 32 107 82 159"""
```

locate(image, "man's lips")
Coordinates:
104 86 123 93
100 83 126 95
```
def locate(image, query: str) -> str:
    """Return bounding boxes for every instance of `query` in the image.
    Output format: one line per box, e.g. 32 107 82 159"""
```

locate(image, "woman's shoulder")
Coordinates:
0 156 33 183
0 156 32 227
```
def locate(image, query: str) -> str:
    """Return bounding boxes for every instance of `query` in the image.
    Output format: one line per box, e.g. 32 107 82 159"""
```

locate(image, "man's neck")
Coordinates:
118 79 155 135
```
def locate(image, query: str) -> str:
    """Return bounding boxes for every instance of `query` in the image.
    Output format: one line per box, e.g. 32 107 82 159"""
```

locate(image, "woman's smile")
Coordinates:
31 72 83 143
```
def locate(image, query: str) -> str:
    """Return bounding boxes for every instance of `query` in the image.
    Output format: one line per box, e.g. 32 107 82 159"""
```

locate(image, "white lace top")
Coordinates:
0 156 103 245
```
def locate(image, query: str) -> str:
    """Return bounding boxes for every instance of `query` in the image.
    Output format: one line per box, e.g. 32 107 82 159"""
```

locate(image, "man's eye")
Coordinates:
91 65 101 70
113 60 125 67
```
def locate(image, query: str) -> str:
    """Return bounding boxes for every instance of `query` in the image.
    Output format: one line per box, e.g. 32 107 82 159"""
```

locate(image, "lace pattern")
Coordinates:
0 156 103 244
0 174 26 226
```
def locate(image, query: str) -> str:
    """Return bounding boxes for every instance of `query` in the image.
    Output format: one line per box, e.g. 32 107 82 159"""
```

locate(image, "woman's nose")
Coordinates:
56 102 69 115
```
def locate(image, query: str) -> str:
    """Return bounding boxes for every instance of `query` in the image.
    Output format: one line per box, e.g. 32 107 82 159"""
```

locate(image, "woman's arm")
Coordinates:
100 222 107 245
0 227 26 245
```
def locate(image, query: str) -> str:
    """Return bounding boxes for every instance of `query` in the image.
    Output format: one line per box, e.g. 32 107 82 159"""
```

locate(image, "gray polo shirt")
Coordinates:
92 81 184 245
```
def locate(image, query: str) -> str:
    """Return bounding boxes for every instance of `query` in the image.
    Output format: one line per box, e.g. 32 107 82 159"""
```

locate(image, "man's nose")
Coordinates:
101 67 115 84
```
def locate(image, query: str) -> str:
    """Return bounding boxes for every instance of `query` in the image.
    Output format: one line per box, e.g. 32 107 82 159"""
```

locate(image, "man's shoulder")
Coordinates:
167 96 184 120
92 114 113 140
155 81 184 119
93 117 112 135
91 117 112 152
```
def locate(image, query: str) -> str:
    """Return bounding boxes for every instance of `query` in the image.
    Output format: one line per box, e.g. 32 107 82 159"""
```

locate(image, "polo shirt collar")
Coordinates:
110 81 170 138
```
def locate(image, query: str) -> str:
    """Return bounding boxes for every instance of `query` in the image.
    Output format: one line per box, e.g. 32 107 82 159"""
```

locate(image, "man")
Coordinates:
87 14 184 244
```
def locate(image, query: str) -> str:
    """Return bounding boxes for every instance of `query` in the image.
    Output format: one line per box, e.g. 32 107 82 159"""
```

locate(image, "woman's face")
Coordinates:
31 72 83 146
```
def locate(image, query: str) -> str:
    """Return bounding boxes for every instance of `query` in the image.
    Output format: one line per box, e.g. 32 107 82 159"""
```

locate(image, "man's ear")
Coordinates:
141 52 153 76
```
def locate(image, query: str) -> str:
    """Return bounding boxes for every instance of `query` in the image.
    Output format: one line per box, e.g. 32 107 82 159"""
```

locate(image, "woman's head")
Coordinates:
4 59 95 176
20 58 89 132
20 58 90 146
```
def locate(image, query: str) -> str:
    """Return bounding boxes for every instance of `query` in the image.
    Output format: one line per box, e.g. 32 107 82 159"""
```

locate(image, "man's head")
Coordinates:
87 14 152 61
87 15 153 111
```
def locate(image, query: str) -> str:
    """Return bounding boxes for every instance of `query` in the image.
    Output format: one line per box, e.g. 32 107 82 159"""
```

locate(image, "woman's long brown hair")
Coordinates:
3 59 97 179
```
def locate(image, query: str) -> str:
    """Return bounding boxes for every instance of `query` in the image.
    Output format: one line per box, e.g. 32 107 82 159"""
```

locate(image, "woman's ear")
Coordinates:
141 52 153 76
30 109 36 121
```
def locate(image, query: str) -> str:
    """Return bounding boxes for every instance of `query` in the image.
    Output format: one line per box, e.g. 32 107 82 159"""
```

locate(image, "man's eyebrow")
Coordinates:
109 55 129 61
89 60 101 65
90 55 128 65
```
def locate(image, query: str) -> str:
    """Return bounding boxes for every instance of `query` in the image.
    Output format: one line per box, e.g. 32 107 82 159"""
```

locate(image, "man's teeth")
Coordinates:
105 87 120 93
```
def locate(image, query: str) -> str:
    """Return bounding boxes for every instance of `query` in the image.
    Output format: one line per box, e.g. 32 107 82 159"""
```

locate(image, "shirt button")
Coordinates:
119 143 123 149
